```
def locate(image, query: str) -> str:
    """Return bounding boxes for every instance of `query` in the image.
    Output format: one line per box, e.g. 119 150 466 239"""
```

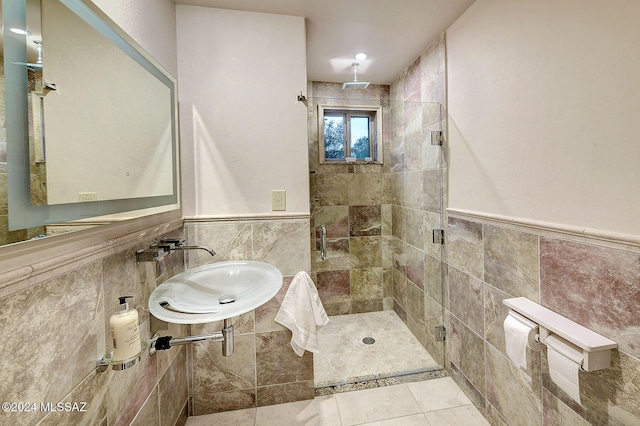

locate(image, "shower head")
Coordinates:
343 62 370 89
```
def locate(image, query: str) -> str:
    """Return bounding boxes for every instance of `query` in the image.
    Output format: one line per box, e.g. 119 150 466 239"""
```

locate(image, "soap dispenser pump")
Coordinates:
110 296 141 361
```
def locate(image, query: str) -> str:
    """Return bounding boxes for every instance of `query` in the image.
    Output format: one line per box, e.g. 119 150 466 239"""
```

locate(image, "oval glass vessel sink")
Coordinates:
149 261 283 324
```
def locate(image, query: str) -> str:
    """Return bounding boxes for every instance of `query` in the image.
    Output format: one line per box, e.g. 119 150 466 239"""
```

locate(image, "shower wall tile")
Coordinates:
404 130 423 171
314 205 349 238
391 204 406 241
540 237 640 358
405 280 426 329
403 58 422 101
350 236 382 268
424 253 442 304
403 171 424 209
484 225 539 302
405 208 426 251
348 173 387 205
381 204 393 235
349 205 381 237
447 217 483 279
422 169 442 213
315 237 350 271
350 267 384 301
316 269 350 303
314 174 349 206
405 243 425 290
393 267 408 308
422 125 442 171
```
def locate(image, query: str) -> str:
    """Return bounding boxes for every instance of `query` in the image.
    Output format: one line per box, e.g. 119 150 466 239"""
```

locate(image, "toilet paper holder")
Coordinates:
504 297 617 372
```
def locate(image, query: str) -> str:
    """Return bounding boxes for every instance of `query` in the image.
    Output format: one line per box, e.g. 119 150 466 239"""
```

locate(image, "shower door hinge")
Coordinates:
432 229 445 245
431 130 444 146
435 325 446 342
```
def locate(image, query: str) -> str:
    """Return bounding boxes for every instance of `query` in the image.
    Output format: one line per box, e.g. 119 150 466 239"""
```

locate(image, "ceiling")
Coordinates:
173 0 476 85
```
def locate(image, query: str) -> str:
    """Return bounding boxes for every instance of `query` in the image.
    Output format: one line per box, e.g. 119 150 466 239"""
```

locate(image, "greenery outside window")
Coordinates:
318 105 383 164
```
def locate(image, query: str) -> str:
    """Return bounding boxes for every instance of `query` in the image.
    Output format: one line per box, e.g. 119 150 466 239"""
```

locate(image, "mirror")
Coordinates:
0 0 179 246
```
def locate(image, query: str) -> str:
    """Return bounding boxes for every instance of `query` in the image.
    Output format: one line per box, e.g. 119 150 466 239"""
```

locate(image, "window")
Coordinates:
318 105 382 164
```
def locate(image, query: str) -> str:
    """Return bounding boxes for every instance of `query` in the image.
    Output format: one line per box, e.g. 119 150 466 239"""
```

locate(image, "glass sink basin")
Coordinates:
149 261 283 324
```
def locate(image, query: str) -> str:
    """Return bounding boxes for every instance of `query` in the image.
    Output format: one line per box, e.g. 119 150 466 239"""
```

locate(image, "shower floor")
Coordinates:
314 310 443 394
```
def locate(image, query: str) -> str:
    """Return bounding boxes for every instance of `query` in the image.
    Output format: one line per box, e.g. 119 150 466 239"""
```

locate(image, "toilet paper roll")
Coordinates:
503 313 538 370
546 335 582 404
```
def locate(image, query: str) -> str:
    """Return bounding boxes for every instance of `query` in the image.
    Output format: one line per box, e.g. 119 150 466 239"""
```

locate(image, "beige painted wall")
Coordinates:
446 0 640 236
176 6 309 218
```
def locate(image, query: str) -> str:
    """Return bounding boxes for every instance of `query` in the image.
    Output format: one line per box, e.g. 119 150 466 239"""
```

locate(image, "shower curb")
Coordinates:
314 368 448 396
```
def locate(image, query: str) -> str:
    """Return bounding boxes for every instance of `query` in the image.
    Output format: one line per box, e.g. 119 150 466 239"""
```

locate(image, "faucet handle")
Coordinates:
160 238 186 247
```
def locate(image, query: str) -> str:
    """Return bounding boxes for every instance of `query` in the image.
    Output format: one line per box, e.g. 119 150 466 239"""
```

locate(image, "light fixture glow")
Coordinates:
355 52 367 61
10 27 32 36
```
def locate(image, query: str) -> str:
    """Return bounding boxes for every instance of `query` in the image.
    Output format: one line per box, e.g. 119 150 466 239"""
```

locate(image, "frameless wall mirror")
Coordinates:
0 0 179 247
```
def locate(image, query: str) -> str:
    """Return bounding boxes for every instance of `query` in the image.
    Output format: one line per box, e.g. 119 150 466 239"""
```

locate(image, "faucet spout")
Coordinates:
171 246 216 257
156 239 216 257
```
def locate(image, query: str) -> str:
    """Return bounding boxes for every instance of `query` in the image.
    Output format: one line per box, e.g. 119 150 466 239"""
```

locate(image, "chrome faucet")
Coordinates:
158 239 216 257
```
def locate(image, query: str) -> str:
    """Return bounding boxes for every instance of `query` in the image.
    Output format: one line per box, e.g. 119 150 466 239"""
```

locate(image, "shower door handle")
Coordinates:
320 225 327 260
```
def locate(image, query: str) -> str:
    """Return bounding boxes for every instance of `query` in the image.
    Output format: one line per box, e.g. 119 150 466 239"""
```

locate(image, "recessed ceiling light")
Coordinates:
355 52 367 61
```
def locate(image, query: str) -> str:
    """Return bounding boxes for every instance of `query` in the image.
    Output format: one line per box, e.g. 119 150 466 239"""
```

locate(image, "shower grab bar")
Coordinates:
320 225 327 260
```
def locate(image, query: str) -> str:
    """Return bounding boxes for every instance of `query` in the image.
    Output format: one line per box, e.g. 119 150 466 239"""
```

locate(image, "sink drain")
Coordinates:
218 294 236 304
362 337 375 345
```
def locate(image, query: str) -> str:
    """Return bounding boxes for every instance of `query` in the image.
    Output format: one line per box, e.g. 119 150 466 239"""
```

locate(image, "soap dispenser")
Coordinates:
110 296 141 361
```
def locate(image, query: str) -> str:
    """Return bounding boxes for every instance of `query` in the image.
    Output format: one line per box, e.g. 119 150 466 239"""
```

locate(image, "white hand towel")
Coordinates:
275 271 329 356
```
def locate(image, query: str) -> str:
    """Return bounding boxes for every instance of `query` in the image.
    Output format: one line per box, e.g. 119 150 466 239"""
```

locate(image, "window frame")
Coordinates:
318 104 383 164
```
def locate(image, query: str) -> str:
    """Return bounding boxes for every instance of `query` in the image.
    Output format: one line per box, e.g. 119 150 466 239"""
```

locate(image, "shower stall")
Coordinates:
306 78 448 390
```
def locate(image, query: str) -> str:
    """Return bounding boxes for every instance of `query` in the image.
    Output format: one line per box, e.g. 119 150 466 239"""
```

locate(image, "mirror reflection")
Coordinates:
1 0 179 246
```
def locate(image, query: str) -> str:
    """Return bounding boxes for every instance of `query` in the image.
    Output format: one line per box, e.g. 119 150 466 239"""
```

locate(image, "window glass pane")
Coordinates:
350 116 370 158
324 115 345 159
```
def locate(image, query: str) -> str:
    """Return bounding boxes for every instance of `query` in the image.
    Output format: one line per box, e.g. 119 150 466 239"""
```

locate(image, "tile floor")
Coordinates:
185 377 489 425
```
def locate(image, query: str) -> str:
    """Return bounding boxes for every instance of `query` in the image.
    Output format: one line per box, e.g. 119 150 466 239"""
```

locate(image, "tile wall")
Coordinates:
307 35 448 367
388 35 447 365
444 215 640 425
0 220 189 426
184 217 312 415
307 82 393 316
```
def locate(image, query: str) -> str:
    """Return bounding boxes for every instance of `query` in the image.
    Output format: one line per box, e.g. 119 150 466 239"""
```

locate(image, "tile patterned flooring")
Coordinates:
185 378 490 425
186 311 489 425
